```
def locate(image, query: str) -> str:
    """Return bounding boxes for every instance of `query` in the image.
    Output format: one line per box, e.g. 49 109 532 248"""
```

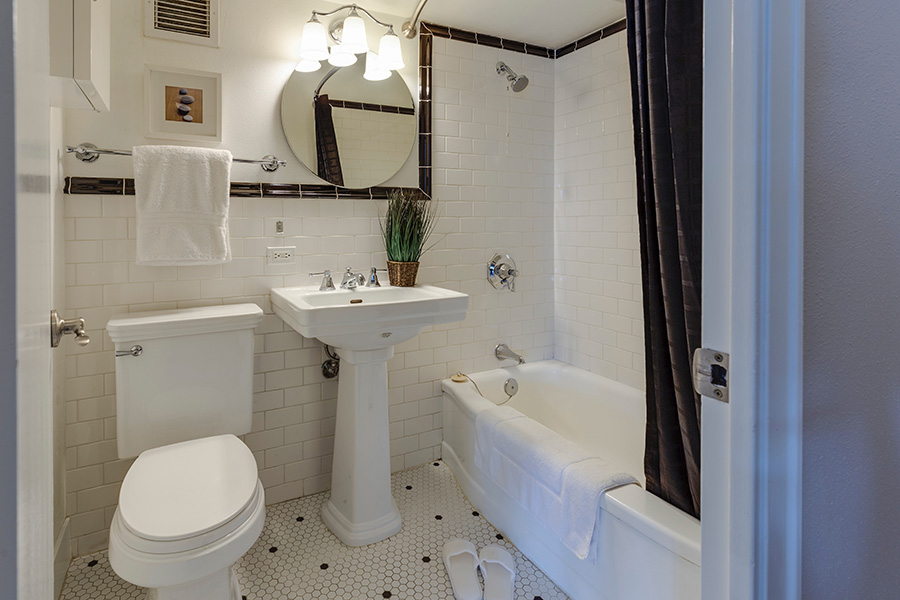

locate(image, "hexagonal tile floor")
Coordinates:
60 461 569 600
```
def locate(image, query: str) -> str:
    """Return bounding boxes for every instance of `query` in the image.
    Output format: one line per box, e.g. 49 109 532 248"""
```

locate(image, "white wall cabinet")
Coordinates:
50 0 110 112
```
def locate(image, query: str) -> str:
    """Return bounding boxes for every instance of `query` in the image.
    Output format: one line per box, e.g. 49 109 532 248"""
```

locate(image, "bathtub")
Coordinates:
441 360 700 600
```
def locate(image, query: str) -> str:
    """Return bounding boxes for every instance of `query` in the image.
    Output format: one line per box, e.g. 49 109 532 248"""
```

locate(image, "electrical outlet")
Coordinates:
267 246 296 264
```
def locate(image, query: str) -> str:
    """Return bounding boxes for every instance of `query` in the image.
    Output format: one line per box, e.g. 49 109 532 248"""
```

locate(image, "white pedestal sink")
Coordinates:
270 284 468 546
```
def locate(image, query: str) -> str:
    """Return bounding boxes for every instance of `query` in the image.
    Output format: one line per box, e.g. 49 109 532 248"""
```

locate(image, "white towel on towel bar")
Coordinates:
133 145 232 266
475 405 638 560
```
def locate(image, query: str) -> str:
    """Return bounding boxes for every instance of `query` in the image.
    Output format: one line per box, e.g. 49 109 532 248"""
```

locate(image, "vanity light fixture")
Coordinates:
328 46 358 67
297 4 405 74
295 58 322 72
364 52 391 81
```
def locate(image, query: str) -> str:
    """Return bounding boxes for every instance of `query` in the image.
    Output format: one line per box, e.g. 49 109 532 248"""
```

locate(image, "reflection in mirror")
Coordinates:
281 58 416 189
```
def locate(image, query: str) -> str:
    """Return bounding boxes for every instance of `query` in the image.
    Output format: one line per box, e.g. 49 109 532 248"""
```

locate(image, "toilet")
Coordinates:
105 304 265 600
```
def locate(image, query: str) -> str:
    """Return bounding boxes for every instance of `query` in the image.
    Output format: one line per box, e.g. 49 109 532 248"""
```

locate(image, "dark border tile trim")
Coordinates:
555 19 627 58
418 28 433 198
300 184 338 199
262 183 301 198
230 182 263 197
327 98 415 116
421 19 627 59
477 34 503 49
64 177 420 200
420 22 448 37
554 42 577 59
337 188 373 199
65 177 126 195
501 39 526 54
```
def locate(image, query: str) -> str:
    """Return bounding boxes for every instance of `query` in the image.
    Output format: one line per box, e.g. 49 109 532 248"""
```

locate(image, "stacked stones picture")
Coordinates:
165 86 203 123
145 65 221 142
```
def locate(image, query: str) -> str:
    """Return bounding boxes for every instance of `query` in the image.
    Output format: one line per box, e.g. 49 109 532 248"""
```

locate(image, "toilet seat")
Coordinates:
117 434 259 554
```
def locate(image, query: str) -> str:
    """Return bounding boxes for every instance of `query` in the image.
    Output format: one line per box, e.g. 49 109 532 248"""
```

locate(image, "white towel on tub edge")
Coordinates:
474 404 638 560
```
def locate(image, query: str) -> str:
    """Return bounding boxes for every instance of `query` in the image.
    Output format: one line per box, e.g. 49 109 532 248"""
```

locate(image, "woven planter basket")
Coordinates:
387 261 419 287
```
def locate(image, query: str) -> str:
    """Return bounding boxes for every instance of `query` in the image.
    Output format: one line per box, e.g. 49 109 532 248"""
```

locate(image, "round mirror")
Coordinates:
281 59 416 189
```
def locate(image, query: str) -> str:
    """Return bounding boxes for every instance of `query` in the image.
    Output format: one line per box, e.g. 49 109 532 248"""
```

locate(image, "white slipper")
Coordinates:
479 545 516 600
442 539 483 600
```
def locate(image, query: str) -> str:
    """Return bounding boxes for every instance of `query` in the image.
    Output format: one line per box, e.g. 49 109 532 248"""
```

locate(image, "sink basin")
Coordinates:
270 284 469 350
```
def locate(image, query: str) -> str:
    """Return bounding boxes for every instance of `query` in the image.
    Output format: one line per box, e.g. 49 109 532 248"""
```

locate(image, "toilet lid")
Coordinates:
118 434 259 542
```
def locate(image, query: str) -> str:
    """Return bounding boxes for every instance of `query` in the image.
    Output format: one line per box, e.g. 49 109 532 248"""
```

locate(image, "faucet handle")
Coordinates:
366 267 388 287
309 270 336 291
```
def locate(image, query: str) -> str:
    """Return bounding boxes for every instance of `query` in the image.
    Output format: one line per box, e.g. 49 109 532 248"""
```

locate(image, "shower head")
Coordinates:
496 61 529 92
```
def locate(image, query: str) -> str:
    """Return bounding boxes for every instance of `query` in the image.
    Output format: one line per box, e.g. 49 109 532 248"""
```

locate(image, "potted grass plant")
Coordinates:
380 189 439 287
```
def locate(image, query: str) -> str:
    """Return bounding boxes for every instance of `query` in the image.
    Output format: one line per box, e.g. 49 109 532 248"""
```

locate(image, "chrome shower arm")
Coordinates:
401 0 430 38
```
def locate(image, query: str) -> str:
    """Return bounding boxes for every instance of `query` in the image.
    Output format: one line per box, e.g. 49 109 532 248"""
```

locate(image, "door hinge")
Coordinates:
692 348 729 403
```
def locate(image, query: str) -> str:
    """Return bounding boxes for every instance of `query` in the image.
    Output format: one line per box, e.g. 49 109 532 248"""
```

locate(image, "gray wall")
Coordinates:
804 2 900 597
0 0 17 591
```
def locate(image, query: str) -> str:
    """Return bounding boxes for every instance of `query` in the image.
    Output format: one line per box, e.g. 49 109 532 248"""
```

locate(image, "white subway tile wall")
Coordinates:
553 35 645 390
332 108 417 189
63 38 556 556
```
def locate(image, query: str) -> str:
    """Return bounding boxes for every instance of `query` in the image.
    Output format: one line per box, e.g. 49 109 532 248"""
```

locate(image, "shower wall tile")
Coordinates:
553 34 645 390
62 39 555 556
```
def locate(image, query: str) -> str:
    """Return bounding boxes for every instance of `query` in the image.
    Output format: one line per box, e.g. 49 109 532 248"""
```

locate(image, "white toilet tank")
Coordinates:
107 304 264 458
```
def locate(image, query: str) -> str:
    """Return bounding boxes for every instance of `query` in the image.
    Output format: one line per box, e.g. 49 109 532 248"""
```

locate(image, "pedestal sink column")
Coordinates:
321 346 402 546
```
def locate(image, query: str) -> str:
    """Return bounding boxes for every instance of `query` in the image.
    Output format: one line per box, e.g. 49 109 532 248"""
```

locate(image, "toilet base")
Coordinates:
146 565 241 600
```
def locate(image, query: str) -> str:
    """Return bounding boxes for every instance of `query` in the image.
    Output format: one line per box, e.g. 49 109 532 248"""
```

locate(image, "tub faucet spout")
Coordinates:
495 343 525 365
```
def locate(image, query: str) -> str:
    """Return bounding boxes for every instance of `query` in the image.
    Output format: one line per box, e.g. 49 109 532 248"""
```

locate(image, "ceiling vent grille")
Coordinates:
144 0 220 47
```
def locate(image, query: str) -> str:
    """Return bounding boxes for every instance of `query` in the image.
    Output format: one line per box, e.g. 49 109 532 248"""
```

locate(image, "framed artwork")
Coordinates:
145 66 222 143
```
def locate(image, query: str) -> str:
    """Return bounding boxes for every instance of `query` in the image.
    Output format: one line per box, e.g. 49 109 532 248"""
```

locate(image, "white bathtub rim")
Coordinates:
601 486 700 565
441 361 701 566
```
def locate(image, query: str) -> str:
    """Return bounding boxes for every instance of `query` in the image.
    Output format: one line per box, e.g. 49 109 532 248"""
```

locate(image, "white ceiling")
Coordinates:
358 0 627 49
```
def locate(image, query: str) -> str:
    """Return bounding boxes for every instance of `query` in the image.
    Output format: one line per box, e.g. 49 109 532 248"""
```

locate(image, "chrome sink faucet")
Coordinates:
495 343 525 365
309 270 335 291
340 267 366 290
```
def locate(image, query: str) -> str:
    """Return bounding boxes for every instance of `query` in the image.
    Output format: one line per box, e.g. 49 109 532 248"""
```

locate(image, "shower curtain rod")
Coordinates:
401 0 430 38
66 143 288 172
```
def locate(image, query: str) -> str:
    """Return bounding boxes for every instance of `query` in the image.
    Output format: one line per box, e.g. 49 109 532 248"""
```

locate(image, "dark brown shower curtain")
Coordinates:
314 94 344 186
625 0 704 519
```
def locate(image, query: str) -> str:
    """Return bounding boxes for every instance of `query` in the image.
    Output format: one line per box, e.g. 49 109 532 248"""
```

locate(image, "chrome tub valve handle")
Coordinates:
488 253 518 292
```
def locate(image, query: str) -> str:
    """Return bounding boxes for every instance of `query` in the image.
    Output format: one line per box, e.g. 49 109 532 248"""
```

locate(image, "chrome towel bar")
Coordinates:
66 143 288 172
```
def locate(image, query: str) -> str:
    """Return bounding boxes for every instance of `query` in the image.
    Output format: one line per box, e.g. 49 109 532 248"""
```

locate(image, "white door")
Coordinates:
10 0 55 597
702 0 804 598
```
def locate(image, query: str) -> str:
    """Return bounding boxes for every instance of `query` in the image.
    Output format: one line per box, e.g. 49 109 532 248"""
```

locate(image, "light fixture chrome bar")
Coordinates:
401 0 430 38
66 143 288 172
311 3 394 30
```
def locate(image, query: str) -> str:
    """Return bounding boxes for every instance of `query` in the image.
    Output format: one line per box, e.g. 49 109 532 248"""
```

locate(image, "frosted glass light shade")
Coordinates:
378 31 404 70
363 52 390 81
340 10 369 54
300 17 329 62
295 59 321 73
328 46 358 67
